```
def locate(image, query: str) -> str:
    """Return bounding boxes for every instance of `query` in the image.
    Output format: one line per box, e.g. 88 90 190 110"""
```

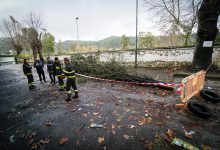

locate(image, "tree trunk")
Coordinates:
192 0 220 70
184 32 190 46
32 45 37 61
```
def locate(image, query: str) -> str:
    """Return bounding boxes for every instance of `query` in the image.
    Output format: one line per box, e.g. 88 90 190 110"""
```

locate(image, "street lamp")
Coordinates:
135 0 138 68
75 17 80 47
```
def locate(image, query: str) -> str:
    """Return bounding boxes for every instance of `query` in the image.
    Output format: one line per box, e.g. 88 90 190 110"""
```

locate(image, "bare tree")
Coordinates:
0 16 24 63
144 0 201 46
192 0 220 70
23 13 44 61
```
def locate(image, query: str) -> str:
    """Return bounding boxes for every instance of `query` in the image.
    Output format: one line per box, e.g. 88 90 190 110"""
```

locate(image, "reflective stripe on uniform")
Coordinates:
60 84 65 89
57 74 64 77
26 73 32 75
63 70 75 74
74 90 78 92
67 90 71 94
56 67 60 69
67 76 75 78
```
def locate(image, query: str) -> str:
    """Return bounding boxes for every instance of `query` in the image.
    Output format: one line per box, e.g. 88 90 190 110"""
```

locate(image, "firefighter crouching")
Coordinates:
63 57 79 101
23 59 36 90
54 57 65 91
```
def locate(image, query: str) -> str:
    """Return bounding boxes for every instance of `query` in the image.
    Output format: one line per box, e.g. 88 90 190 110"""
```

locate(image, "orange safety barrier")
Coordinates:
180 70 206 104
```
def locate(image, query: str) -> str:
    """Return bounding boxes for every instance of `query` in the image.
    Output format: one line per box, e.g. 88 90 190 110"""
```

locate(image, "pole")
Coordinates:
75 17 80 47
135 0 138 68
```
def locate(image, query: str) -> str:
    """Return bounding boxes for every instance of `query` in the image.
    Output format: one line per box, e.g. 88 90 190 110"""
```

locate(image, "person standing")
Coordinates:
63 57 79 101
54 57 65 91
34 58 46 83
23 59 35 89
46 57 56 84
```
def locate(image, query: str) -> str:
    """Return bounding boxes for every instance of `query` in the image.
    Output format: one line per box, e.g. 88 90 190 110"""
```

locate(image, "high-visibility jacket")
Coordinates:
54 61 63 77
23 63 32 75
63 63 75 79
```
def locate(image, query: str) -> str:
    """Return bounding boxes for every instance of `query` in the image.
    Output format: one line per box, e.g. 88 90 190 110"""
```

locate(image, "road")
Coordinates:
0 64 220 150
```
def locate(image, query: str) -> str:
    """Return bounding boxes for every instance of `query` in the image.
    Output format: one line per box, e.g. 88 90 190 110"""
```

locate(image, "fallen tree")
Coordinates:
71 54 174 90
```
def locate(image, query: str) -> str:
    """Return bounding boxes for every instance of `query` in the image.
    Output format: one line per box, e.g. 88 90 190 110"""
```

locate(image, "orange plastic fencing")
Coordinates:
180 70 206 103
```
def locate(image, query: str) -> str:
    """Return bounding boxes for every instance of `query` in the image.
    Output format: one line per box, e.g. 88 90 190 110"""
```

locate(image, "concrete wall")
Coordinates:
71 46 220 67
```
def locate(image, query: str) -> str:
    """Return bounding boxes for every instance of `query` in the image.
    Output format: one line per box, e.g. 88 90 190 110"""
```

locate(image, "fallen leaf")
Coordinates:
166 129 174 140
39 138 50 144
58 137 69 145
112 124 116 129
82 112 88 117
123 134 130 140
156 122 162 126
201 144 212 150
29 132 37 139
71 108 76 112
112 130 116 135
144 140 153 150
97 137 105 144
93 112 99 116
45 121 52 127
184 130 195 139
138 117 152 125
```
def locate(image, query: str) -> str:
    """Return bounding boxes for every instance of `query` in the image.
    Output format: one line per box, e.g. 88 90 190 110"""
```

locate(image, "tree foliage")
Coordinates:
42 33 55 56
23 12 45 61
139 32 155 48
120 34 130 50
0 17 24 63
144 0 201 46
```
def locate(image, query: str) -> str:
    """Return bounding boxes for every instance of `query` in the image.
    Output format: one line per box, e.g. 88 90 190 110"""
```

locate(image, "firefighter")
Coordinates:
34 58 46 83
47 57 56 84
63 57 79 101
54 57 65 91
23 59 35 89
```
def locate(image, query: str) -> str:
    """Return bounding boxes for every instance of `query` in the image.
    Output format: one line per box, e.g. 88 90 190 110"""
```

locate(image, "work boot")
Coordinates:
65 95 72 101
29 85 36 90
73 92 79 99
58 88 64 91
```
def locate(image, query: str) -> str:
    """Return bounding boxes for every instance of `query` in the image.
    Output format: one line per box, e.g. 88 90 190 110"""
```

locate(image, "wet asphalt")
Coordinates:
0 64 220 150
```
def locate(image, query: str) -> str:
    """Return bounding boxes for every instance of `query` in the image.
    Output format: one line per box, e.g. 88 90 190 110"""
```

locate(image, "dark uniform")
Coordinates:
54 60 65 90
47 60 56 83
34 60 46 82
63 62 79 100
23 62 35 89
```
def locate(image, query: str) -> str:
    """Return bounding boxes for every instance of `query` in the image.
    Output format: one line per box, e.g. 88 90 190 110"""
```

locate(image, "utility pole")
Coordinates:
135 0 138 68
75 17 80 47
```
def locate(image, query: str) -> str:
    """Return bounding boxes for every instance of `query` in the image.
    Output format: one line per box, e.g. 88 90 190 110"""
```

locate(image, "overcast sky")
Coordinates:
0 0 160 42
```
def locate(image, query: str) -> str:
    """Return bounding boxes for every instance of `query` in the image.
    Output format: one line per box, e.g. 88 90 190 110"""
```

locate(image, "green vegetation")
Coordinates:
120 34 130 50
70 54 159 85
42 33 55 56
1 33 217 55
71 54 128 80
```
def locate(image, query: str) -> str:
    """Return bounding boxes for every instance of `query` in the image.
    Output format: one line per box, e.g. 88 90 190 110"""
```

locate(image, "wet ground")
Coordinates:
0 64 220 150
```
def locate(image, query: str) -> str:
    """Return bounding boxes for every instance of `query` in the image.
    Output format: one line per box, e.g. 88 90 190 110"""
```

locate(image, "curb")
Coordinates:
174 72 220 80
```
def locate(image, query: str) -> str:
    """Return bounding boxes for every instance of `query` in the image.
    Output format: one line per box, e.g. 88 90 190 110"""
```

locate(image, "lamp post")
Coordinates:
75 17 80 47
135 0 138 68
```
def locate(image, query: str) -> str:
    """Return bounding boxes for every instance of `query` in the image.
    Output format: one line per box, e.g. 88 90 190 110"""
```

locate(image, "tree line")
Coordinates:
0 13 55 63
